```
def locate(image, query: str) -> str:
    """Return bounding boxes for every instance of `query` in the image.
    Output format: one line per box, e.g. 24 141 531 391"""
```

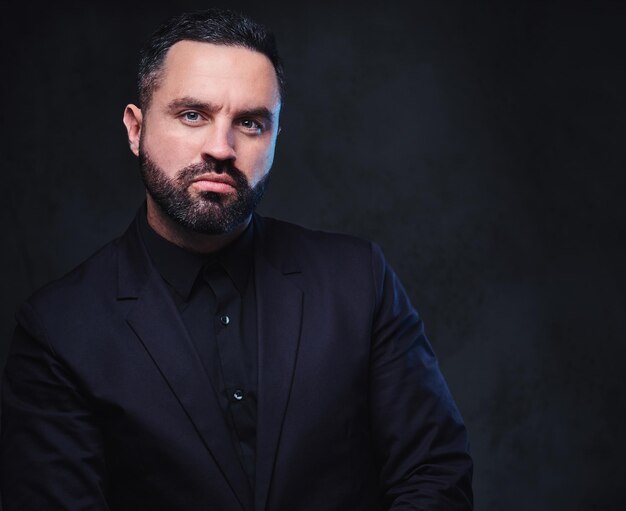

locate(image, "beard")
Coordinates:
139 148 269 235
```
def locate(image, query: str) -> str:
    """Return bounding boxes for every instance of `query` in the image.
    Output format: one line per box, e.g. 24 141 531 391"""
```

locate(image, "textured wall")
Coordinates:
1 1 625 509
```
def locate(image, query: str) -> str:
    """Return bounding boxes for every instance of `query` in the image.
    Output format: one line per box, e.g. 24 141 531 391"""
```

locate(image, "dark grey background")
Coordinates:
1 1 625 509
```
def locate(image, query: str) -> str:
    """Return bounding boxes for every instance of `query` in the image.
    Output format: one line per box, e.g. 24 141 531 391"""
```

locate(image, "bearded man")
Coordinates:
0 8 473 511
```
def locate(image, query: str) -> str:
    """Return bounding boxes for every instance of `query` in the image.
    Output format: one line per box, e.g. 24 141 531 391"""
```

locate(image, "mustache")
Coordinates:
176 158 249 189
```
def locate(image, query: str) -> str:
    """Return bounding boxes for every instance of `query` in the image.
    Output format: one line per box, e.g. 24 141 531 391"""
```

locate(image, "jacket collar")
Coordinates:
117 209 253 509
116 208 304 511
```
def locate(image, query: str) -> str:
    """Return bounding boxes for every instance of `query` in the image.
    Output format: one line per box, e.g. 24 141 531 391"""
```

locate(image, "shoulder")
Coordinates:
12 218 148 361
254 215 390 291
19 233 126 338
255 214 383 260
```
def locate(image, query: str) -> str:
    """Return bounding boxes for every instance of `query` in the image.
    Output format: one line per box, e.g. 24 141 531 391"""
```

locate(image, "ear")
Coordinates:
123 104 143 157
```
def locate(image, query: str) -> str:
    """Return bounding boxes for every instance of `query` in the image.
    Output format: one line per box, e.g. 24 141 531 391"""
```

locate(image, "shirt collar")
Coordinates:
138 207 254 301
215 219 254 293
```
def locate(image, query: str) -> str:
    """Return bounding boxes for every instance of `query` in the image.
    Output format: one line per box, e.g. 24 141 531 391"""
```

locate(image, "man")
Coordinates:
0 8 473 511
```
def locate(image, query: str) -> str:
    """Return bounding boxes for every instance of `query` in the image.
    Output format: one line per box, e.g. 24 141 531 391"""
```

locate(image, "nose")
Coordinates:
202 123 236 163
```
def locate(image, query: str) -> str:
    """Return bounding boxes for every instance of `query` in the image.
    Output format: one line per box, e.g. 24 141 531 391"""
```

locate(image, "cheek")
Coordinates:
142 123 200 174
241 140 276 187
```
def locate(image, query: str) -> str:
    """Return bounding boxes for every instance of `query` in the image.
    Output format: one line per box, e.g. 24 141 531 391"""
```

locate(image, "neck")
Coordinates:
145 196 249 254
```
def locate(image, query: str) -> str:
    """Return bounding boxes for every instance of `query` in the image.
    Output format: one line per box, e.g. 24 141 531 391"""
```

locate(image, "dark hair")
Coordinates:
137 8 285 108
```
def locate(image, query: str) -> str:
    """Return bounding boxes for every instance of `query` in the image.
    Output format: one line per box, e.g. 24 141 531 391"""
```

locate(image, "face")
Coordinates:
124 41 281 234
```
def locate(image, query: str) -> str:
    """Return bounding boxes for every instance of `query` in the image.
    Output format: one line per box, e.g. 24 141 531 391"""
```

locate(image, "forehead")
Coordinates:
155 40 281 108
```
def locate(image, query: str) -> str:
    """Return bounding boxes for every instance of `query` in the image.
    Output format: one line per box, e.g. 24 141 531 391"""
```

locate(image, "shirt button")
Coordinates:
220 315 230 325
233 389 244 401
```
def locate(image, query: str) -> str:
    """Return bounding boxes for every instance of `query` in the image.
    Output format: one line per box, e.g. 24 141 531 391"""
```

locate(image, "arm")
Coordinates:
0 301 110 510
368 243 473 510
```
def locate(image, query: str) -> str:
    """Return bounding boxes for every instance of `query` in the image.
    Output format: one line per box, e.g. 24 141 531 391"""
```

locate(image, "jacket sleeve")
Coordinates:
367 242 473 510
0 301 111 510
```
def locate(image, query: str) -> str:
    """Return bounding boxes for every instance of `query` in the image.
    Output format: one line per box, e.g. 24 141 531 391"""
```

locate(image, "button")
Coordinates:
220 315 230 325
233 389 244 401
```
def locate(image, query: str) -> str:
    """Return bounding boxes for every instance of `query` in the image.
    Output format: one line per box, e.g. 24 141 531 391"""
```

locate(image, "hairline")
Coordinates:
140 39 283 111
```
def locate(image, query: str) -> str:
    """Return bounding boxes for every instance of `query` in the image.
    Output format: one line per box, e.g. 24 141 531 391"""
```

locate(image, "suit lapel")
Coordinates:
118 215 253 511
253 217 304 511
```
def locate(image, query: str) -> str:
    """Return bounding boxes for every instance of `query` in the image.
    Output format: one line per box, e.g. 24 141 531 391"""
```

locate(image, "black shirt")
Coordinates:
138 210 258 486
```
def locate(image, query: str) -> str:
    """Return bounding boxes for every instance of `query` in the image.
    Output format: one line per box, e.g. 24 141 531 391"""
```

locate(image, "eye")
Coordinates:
238 118 264 134
181 111 203 124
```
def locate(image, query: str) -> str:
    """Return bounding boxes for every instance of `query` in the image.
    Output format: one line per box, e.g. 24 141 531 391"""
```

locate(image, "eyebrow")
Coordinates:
166 97 276 123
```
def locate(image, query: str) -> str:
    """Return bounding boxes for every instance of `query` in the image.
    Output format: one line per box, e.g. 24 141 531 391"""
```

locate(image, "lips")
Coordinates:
190 173 237 194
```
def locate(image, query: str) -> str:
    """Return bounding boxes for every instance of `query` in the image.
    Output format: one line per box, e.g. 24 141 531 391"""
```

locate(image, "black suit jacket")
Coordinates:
0 211 473 510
